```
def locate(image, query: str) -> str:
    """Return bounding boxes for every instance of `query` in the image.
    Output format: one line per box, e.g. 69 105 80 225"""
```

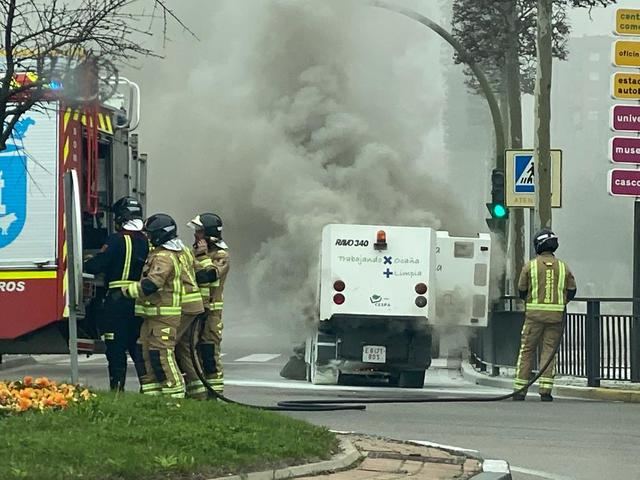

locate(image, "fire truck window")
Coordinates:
80 140 112 250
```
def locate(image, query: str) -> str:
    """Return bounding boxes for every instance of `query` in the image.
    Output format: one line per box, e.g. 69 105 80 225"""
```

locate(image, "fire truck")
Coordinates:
0 69 147 356
306 224 491 388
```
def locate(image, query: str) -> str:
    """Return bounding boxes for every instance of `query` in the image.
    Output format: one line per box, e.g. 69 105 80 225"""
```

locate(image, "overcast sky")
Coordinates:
570 0 637 36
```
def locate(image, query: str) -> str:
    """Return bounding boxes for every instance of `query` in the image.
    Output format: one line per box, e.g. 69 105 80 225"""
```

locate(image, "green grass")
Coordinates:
0 393 337 480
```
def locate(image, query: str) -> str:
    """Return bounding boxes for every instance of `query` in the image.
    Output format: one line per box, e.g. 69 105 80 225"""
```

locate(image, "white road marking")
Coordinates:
225 378 506 396
511 466 574 480
234 354 281 363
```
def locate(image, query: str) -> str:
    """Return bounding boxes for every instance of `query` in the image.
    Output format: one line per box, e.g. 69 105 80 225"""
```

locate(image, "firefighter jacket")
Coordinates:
195 244 230 311
518 252 577 323
178 248 205 315
84 231 149 290
123 247 182 317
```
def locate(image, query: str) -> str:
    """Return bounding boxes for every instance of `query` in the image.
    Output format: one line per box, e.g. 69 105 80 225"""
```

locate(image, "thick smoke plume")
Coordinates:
134 0 488 345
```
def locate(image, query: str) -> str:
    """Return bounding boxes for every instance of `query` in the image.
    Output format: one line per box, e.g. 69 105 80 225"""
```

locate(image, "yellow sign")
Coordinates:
615 9 640 36
505 150 562 209
612 72 640 100
613 40 640 68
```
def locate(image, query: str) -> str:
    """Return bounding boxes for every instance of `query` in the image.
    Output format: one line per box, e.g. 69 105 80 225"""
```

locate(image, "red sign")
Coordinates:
608 169 640 197
610 136 640 164
611 104 640 132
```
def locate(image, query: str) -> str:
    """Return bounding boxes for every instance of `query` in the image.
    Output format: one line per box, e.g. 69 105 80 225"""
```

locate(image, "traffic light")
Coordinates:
486 169 508 231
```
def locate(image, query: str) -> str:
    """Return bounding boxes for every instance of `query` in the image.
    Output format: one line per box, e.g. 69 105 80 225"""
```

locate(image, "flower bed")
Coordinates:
0 376 94 415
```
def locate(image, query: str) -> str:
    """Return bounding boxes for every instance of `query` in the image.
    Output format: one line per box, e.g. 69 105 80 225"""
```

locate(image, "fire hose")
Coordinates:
189 315 567 411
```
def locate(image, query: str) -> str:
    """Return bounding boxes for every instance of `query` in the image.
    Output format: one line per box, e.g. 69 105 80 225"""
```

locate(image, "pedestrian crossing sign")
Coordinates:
505 149 563 208
514 154 535 193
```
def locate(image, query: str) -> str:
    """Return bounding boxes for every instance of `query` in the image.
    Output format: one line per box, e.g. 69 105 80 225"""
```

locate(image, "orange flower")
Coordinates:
22 376 33 386
34 377 50 388
18 397 32 411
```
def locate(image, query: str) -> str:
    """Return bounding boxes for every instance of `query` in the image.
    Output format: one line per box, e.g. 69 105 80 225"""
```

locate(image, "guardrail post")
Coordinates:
585 300 601 388
632 299 640 383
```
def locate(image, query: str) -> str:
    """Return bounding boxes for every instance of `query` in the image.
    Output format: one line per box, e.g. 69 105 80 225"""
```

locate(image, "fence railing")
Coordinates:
469 297 640 386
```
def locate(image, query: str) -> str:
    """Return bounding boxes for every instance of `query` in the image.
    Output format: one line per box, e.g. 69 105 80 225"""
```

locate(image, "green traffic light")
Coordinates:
492 204 507 218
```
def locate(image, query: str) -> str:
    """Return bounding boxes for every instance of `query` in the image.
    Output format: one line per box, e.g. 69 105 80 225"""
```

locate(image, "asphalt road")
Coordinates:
2 333 639 480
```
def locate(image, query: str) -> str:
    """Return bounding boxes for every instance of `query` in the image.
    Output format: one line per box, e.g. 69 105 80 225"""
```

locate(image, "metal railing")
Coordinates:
469 297 640 387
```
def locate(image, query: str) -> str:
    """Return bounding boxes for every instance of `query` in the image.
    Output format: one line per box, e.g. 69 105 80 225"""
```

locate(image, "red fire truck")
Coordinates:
0 72 147 356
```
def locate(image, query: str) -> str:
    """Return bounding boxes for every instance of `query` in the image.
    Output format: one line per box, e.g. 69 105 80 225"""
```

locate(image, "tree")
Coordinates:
0 0 193 151
451 0 615 285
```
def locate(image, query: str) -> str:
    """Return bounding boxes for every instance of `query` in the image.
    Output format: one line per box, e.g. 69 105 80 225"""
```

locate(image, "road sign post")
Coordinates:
612 8 640 381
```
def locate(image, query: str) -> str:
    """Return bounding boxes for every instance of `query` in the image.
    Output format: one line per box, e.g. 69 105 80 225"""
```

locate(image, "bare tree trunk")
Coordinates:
504 0 526 287
534 0 553 231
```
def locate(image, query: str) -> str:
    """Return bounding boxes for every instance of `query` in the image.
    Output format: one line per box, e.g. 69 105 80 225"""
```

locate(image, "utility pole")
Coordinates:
503 0 526 284
533 0 553 231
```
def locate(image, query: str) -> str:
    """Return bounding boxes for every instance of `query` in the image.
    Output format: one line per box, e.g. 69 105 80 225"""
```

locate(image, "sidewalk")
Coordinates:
461 361 640 403
214 434 511 480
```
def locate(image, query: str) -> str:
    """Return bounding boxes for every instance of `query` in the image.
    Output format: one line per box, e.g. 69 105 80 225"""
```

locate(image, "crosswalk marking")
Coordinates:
234 354 281 363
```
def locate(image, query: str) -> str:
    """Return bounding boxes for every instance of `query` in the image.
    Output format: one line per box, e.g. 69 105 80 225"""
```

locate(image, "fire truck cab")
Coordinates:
0 79 147 356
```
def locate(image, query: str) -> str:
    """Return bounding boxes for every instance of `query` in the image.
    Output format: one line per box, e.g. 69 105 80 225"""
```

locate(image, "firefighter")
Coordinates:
174 241 216 399
513 229 577 402
84 196 148 392
188 213 230 395
122 213 185 398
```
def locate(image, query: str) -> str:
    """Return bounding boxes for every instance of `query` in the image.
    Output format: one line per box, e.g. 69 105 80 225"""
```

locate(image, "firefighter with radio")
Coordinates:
188 213 230 395
122 214 186 398
513 229 577 402
83 196 148 392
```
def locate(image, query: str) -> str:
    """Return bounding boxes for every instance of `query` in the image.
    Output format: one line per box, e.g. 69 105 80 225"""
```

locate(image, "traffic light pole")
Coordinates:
369 0 508 296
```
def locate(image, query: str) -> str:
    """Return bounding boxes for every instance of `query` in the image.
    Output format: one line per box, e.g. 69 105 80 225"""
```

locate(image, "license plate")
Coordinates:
362 345 386 364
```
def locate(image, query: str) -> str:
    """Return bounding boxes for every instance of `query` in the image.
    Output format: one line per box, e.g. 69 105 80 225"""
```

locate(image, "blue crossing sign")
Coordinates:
505 149 563 208
514 154 535 193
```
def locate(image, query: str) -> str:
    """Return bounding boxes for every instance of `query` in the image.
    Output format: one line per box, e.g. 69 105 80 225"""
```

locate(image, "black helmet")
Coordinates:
112 196 143 225
187 213 223 239
533 228 558 255
144 213 178 247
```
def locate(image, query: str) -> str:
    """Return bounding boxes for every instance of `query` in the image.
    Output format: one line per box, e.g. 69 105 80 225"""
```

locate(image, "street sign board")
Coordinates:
505 149 562 208
613 40 640 68
608 169 640 197
615 9 640 36
610 137 640 164
611 72 640 100
611 104 640 132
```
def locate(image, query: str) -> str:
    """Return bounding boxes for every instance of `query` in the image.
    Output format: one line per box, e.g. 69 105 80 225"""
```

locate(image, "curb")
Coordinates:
461 361 640 403
0 355 36 372
208 436 361 480
393 439 512 480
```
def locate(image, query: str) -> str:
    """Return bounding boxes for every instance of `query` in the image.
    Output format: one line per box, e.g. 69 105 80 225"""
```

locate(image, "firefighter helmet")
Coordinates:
144 213 178 247
112 196 143 225
187 213 223 239
533 228 558 255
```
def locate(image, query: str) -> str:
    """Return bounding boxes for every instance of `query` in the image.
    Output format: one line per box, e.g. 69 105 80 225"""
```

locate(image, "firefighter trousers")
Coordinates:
99 292 145 391
138 315 184 398
514 318 563 395
198 309 224 392
175 313 208 399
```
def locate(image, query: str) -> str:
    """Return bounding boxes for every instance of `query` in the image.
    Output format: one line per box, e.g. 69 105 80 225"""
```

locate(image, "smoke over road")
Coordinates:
133 0 488 345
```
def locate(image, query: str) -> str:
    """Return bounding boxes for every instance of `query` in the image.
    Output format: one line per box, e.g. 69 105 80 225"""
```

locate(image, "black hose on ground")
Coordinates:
188 315 566 411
